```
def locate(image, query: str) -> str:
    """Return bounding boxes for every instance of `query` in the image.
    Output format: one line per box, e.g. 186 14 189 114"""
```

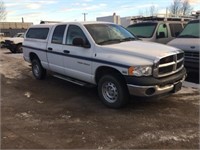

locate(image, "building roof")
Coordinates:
0 22 33 29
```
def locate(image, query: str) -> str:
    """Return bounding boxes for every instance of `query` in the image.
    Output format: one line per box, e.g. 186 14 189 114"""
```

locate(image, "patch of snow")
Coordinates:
159 133 197 142
183 81 199 89
16 112 32 118
24 92 31 98
36 100 44 104
159 135 188 142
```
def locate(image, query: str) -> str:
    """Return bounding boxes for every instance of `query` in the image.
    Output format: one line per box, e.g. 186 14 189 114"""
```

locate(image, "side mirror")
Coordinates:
72 38 90 48
163 24 167 28
157 32 165 39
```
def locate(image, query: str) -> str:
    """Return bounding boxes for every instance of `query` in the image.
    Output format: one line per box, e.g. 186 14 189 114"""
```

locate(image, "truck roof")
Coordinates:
30 21 115 28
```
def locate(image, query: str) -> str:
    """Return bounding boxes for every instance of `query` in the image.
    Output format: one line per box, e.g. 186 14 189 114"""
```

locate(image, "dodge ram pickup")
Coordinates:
23 22 186 108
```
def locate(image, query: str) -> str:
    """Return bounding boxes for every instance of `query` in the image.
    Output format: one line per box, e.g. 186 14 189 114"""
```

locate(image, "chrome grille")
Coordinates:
153 51 184 78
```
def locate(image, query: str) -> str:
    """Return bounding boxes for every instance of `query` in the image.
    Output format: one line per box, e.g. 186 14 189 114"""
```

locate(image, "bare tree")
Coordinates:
0 0 7 21
149 5 158 16
169 0 193 17
138 5 158 17
138 10 144 16
169 0 182 17
182 0 193 16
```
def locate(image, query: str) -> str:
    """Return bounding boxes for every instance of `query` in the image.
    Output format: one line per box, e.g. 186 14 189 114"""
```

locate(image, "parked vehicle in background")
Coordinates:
0 33 5 46
2 33 24 53
23 22 186 108
127 16 189 44
13 32 24 38
168 19 200 73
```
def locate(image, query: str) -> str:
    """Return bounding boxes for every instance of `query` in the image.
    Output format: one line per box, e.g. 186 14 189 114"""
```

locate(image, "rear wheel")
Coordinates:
31 58 46 80
98 75 129 108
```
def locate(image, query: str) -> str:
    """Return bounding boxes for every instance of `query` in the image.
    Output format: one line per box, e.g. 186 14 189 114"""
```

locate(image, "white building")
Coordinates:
96 13 121 25
96 13 138 27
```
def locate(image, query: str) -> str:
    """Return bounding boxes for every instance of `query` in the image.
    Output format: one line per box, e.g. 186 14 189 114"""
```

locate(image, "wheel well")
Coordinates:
29 52 39 62
95 66 126 84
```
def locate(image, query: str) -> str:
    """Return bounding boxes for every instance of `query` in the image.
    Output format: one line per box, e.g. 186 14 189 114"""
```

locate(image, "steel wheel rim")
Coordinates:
33 64 40 77
102 81 118 103
18 46 23 52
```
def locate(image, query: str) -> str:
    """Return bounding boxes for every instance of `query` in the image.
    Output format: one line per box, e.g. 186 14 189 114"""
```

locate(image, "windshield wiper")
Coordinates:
98 39 122 45
136 35 148 38
178 35 199 38
121 37 136 41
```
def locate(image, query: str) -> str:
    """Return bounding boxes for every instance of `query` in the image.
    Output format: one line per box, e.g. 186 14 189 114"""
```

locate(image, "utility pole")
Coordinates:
82 13 88 21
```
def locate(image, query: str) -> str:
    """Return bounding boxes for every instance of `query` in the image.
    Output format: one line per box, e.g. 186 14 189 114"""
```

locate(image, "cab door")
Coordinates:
62 24 93 83
46 25 67 74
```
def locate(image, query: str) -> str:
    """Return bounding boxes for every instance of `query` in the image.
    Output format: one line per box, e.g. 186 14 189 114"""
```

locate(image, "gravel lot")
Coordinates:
1 48 199 149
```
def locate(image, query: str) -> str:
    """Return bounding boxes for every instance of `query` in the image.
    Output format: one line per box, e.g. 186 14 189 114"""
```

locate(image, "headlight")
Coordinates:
128 66 152 76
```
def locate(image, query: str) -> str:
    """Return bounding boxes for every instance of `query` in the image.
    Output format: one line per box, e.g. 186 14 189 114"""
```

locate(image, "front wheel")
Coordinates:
16 44 23 53
32 58 46 80
98 75 129 108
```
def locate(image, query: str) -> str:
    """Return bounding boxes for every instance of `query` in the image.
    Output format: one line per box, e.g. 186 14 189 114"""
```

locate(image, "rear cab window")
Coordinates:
26 28 49 40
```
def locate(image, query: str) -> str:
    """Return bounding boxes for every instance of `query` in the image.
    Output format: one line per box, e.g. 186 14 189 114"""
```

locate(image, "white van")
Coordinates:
127 17 188 44
168 20 200 73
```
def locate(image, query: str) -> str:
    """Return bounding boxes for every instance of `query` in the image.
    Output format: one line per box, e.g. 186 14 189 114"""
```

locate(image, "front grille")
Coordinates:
159 65 173 74
5 40 12 45
153 51 184 78
184 51 199 60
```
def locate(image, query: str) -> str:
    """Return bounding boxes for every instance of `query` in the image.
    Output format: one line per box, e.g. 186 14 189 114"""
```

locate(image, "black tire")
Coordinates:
16 44 23 53
98 75 129 108
31 58 46 80
9 48 16 53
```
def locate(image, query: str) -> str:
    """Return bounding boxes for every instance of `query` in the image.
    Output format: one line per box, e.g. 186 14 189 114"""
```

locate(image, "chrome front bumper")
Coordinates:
127 75 186 97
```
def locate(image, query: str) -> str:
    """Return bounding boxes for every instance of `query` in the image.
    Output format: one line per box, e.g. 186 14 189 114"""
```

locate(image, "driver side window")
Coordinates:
157 24 168 38
66 25 88 46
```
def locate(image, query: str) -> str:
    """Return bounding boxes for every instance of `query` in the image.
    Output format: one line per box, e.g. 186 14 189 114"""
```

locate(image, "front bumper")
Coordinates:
126 68 186 97
4 40 16 51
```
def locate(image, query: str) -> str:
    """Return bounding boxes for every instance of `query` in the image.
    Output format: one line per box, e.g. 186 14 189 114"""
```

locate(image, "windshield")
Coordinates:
178 20 200 38
84 24 136 45
127 22 157 38
13 33 24 38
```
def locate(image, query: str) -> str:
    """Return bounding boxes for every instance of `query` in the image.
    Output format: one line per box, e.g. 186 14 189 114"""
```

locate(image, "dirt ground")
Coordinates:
0 48 199 149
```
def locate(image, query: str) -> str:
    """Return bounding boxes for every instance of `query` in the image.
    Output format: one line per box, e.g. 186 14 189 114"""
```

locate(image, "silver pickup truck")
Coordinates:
23 22 186 108
168 19 200 73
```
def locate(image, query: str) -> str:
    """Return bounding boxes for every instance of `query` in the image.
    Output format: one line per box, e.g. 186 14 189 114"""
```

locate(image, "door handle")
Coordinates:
190 46 195 49
63 50 70 54
48 47 53 51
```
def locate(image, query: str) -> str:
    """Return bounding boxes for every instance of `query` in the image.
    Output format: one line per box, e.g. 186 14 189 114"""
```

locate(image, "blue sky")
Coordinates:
4 0 200 24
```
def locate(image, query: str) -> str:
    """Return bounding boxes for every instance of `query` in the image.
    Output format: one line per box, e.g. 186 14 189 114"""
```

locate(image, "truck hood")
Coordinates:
168 38 200 52
4 37 24 41
100 40 179 61
4 37 24 44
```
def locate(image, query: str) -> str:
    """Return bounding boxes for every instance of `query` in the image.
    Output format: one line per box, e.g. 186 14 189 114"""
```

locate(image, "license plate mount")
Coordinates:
173 82 182 93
